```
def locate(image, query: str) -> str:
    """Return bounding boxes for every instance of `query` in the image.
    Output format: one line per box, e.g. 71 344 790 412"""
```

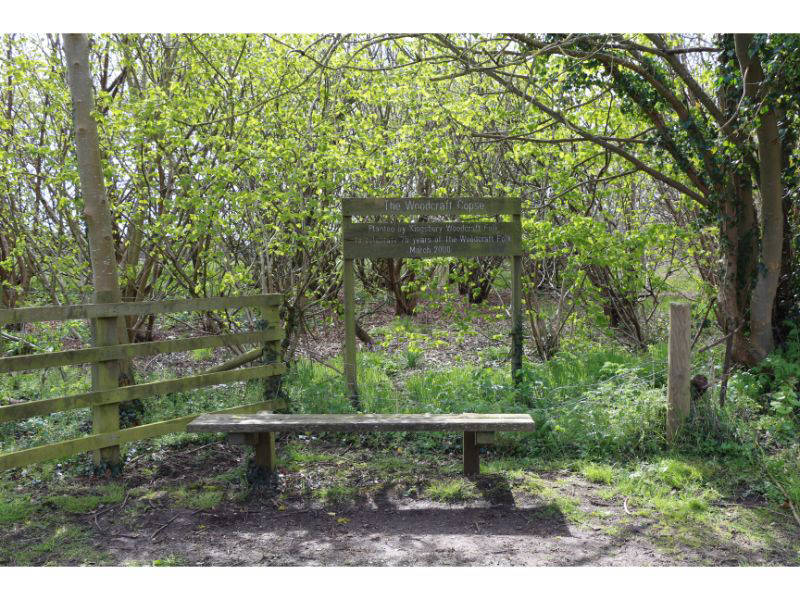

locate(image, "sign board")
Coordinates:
342 197 520 216
340 198 523 405
343 221 522 259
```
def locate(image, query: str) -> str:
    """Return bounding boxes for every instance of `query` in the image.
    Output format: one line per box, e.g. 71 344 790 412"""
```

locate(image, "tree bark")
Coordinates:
734 34 784 360
63 34 139 464
64 34 121 306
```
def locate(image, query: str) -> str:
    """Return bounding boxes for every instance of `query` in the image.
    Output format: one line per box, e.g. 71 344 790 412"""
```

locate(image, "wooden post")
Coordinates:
260 301 282 404
258 301 280 467
511 212 523 385
463 431 479 477
667 303 691 442
254 432 276 473
343 213 359 407
92 293 121 470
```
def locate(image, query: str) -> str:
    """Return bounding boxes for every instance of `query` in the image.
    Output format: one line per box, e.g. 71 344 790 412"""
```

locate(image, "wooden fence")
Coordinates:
0 294 286 471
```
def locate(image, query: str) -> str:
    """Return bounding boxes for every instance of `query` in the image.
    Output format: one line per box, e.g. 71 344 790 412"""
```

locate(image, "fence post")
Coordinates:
91 293 121 471
256 299 281 475
259 300 283 405
667 303 691 442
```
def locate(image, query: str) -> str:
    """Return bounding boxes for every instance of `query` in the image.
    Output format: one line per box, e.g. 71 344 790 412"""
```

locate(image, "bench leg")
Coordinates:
254 432 276 473
463 431 479 477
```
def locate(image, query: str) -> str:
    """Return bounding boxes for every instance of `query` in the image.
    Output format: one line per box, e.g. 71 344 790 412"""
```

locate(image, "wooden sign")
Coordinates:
343 221 522 259
341 198 523 405
342 197 521 216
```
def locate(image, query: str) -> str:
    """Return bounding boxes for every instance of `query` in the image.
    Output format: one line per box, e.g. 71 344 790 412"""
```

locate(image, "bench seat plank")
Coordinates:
187 412 534 433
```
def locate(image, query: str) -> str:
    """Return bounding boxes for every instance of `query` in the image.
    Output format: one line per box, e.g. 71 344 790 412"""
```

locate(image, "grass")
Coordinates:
573 457 730 550
279 443 336 471
0 496 35 523
371 455 414 476
45 483 125 513
152 555 187 566
425 478 479 502
517 473 588 524
0 517 110 566
313 484 359 505
580 462 615 485
16 524 95 565
170 486 224 510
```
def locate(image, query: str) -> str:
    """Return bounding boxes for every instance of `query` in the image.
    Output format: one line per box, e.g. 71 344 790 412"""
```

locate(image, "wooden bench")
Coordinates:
187 412 534 476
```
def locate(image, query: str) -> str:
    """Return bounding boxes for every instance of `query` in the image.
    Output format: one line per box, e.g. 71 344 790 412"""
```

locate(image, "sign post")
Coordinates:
342 213 359 407
341 198 523 404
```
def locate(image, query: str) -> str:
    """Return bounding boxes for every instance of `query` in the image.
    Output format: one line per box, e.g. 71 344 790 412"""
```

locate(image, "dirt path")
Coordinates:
96 445 800 566
4 439 799 566
106 498 669 566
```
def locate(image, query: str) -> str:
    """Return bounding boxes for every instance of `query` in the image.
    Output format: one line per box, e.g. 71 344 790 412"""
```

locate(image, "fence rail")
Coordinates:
0 328 281 373
0 294 285 471
0 294 281 326
0 399 287 471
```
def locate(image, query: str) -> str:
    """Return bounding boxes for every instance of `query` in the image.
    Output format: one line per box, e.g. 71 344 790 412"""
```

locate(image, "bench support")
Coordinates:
463 431 479 477
254 432 276 472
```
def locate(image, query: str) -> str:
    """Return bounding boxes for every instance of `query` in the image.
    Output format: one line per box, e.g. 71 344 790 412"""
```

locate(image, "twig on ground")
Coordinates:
623 497 632 515
93 492 131 531
151 509 202 540
150 514 181 540
175 442 217 456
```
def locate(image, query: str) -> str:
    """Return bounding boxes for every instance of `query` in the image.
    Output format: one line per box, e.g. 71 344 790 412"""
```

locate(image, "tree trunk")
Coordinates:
718 177 762 365
63 34 141 456
64 34 120 305
734 34 784 361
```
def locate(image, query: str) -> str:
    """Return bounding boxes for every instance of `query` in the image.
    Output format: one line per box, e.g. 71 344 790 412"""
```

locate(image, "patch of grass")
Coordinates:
213 463 248 485
170 486 224 510
0 497 35 524
0 496 35 524
152 554 186 566
618 459 707 496
45 483 125 514
404 346 423 369
5 521 108 566
313 484 359 505
580 462 615 485
602 458 722 532
517 474 587 524
138 489 168 502
279 443 335 470
426 478 479 503
482 457 535 480
21 524 85 562
284 354 397 414
371 456 414 476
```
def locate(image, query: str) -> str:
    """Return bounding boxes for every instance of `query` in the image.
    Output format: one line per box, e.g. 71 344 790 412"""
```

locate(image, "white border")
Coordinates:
2 1 800 33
